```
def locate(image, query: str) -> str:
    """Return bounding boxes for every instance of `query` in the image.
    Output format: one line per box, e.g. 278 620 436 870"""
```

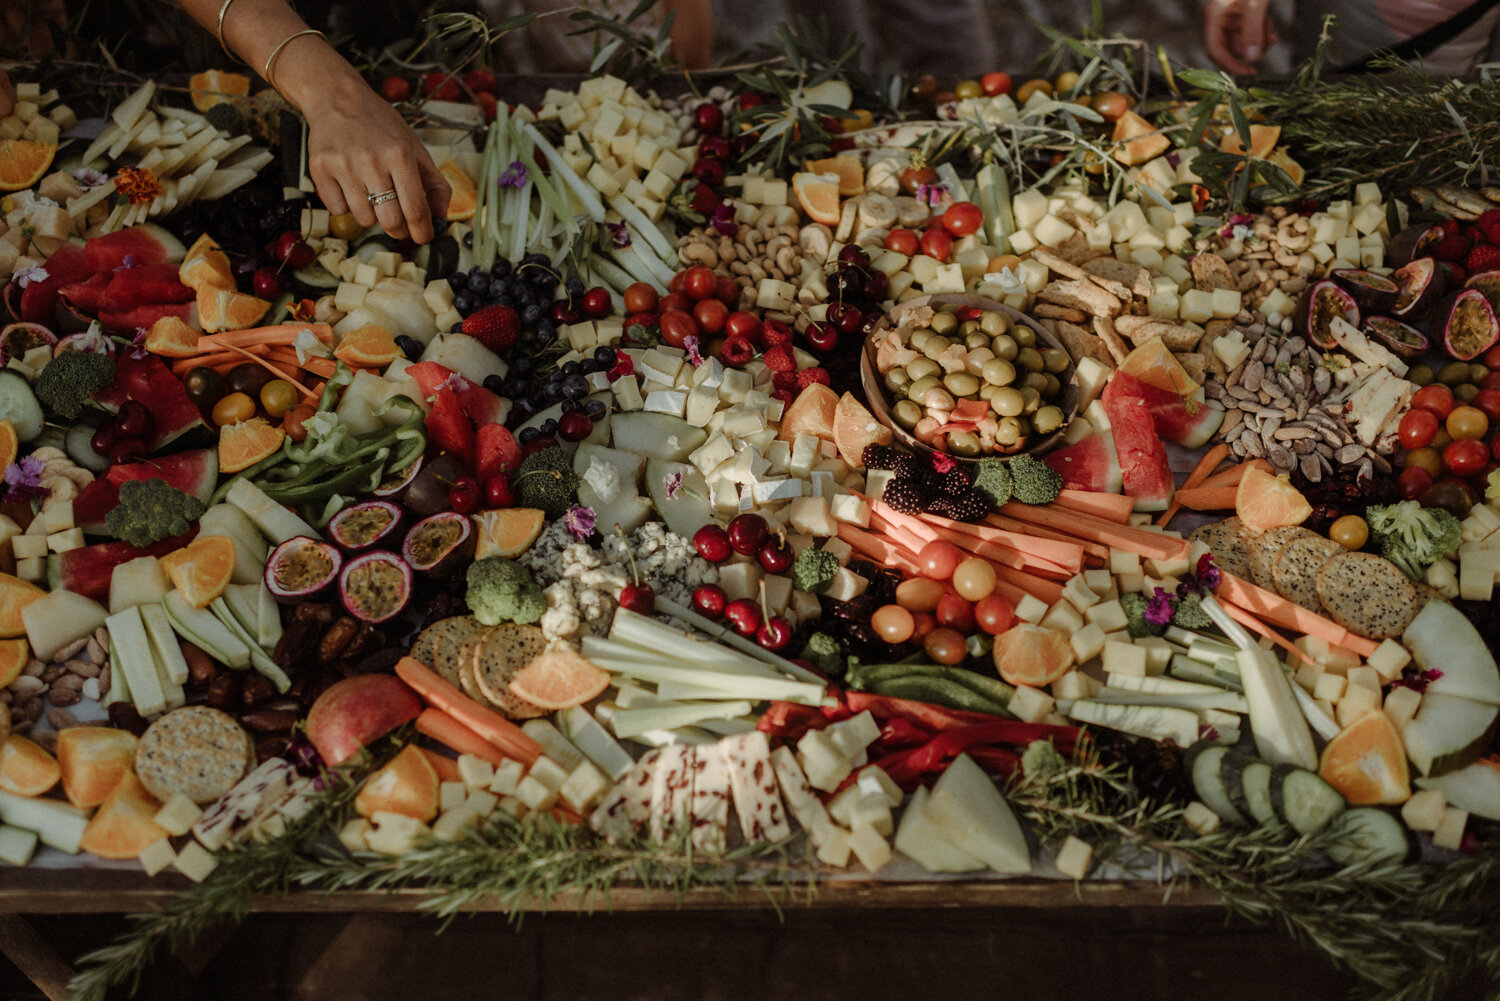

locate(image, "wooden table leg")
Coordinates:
0 914 78 1001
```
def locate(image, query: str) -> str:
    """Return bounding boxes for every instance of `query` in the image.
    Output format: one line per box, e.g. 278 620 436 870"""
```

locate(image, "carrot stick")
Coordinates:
1170 486 1240 512
836 524 921 575
984 514 1111 563
192 322 334 350
396 657 543 763
943 533 1032 571
265 347 339 377
215 341 318 400
1199 459 1271 490
993 504 1189 561
867 503 941 543
1214 599 1303 659
415 708 511 767
172 348 269 374
1053 489 1136 524
1157 443 1231 526
925 513 1087 572
993 565 1064 604
1213 575 1377 657
419 747 461 782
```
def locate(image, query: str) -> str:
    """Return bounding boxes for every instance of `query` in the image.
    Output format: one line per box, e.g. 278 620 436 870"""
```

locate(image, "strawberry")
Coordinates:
1432 233 1471 263
762 344 796 372
1442 218 1462 238
1468 243 1500 275
796 366 830 388
1479 208 1500 247
461 304 520 352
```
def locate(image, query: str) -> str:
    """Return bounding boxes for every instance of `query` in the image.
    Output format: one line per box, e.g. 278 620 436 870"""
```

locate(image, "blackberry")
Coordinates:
890 454 923 480
943 490 992 523
882 480 926 515
862 443 898 470
934 466 973 497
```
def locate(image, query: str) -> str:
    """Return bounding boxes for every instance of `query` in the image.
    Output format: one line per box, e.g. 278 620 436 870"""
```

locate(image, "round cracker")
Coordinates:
1272 535 1343 612
1315 552 1420 640
135 706 254 805
454 627 493 705
474 624 549 720
1189 516 1255 581
1247 525 1312 591
425 616 487 687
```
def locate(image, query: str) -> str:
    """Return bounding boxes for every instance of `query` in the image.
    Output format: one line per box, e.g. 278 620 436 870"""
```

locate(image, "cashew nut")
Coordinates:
775 245 799 275
717 235 737 263
730 261 750 276
680 241 718 267
747 261 766 282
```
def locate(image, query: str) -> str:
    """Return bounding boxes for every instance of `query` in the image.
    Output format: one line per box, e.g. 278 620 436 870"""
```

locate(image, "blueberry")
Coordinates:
450 322 464 333
395 334 423 361
578 359 601 375
488 279 508 299
561 361 581 377
466 270 488 293
495 292 514 309
535 325 556 348
462 231 474 248
592 346 616 365
535 320 556 343
562 374 589 399
521 303 544 326
483 374 506 395
583 399 607 419
503 378 527 398
518 426 538 445
512 355 533 376
524 252 549 268
539 418 558 436
559 398 579 413
490 258 512 278
517 286 538 308
447 274 466 291
453 290 475 314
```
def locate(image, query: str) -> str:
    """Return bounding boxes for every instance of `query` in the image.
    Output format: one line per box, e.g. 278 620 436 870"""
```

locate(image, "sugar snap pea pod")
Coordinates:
868 675 1012 717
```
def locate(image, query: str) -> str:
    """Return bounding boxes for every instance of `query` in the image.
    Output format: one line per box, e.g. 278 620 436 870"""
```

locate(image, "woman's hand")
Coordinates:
1203 0 1276 74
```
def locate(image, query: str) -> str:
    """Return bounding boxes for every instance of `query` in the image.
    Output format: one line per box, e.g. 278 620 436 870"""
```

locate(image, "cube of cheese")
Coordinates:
1383 686 1423 730
1184 801 1221 835
138 837 177 876
1401 789 1447 832
1101 641 1148 677
153 794 203 837
1366 639 1412 683
823 567 869 602
1085 599 1128 634
1070 623 1106 664
788 495 837 537
1053 835 1094 880
1009 684 1055 724
828 493 870 527
1432 807 1469 851
172 841 219 882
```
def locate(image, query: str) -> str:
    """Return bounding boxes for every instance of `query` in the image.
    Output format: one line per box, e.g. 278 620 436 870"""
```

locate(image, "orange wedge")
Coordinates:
1319 711 1410 806
79 770 169 860
333 324 401 367
160 535 237 608
0 419 16 471
473 508 546 559
792 171 842 226
354 744 439 821
219 417 285 474
832 391 892 467
1220 123 1281 160
0 637 26 688
180 232 234 292
0 735 60 797
1235 465 1312 533
776 382 839 444
804 155 864 196
57 727 139 809
1118 337 1200 396
440 161 477 222
144 315 201 357
0 573 43 637
196 285 270 333
189 70 251 114
0 139 56 191
508 648 611 710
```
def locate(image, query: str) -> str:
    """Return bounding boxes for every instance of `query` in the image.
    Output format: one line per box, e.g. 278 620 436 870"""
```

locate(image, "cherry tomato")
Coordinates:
884 228 920 255
682 265 717 302
954 80 983 101
1014 78 1053 103
474 91 498 122
716 275 740 306
919 227 953 261
896 578 945 612
1412 384 1456 419
724 311 760 341
1420 478 1477 518
1404 446 1443 478
871 604 916 644
1492 434 1500 463
941 201 984 238
693 297 728 335
974 594 1015 636
1092 91 1129 121
951 557 996 600
259 380 298 419
623 282 658 314
909 611 937 642
668 270 688 294
1444 438 1490 477
212 392 255 426
980 72 1012 97
1398 408 1439 449
380 76 412 102
917 539 964 579
282 404 316 443
935 593 976 633
924 627 968 666
1432 427 1454 451
1474 388 1500 422
1447 404 1491 440
329 213 363 241
657 291 691 315
1398 465 1435 499
1054 71 1080 95
1328 515 1369 551
1484 343 1500 370
900 164 937 195
658 309 700 349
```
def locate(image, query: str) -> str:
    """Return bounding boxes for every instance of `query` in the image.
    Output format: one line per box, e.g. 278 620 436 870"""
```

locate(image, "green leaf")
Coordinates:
1228 97 1252 152
624 0 656 23
589 38 622 73
1176 68 1228 92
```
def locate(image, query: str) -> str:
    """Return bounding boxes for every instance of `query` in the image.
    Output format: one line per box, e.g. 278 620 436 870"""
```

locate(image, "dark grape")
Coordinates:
592 346 616 365
578 359 601 375
512 355 533 377
539 418 558 436
395 335 423 361
565 276 585 298
583 399 607 419
518 426 538 445
562 374 589 399
466 270 488 293
453 290 474 314
561 361 581 377
489 258 512 278
521 303 544 326
483 375 506 395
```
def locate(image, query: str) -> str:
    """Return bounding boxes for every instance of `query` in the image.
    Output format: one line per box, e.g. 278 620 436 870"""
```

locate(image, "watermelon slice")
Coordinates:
19 243 91 326
59 273 114 314
1043 432 1122 493
1102 371 1225 449
403 360 506 423
424 388 474 461
475 423 522 482
96 303 193 336
46 532 197 602
91 350 211 452
83 225 186 272
106 264 195 306
1104 396 1175 512
72 448 220 533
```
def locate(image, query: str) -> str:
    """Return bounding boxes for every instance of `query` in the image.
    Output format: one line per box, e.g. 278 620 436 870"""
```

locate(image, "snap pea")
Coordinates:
847 662 1016 708
866 674 1013 717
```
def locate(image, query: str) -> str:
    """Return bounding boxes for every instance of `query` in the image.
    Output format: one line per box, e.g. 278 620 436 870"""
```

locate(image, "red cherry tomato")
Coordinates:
1443 438 1490 477
909 611 937 642
919 227 953 261
1398 465 1435 499
1492 434 1500 463
1484 343 1500 370
683 265 718 301
917 539 964 579
1481 371 1500 393
380 76 412 102
934 593 976 633
657 291 691 315
724 310 760 341
974 595 1015 635
623 282 658 314
716 276 740 306
924 627 968 666
884 228 920 255
941 201 984 238
1398 408 1439 449
693 297 729 335
668 270 688 294
1412 384 1456 419
1469 390 1500 425
980 71 1012 96
658 309 700 349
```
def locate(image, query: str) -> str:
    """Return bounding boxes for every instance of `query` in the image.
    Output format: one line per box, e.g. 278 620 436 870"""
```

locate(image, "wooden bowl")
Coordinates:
859 293 1080 463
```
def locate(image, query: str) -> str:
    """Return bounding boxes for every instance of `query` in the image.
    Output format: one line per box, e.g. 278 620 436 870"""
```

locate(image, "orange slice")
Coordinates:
0 637 26 688
354 744 439 821
992 623 1076 687
473 507 546 559
804 155 864 196
776 382 839 445
144 315 201 357
1219 123 1281 160
1110 110 1169 166
1266 147 1305 187
440 161 477 222
791 171 841 226
508 648 611 710
831 391 892 467
160 535 237 608
0 735 60 797
219 417 286 474
0 419 16 471
1235 464 1312 533
179 232 234 292
189 70 252 114
1118 337 1200 396
1318 711 1410 806
196 285 270 333
57 727 139 809
333 324 401 368
79 770 169 860
0 573 43 638
0 139 56 192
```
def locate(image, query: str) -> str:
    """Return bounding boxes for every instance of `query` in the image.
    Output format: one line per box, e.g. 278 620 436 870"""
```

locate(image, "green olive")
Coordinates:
1407 364 1435 386
909 329 933 352
982 357 1017 386
1033 405 1065 434
965 332 990 350
906 357 940 382
893 399 923 428
980 311 1010 336
977 384 1000 403
944 371 980 396
948 431 981 456
885 368 911 393
920 386 956 410
1021 371 1050 395
964 347 995 375
959 319 981 338
929 311 957 335
991 334 1018 360
1471 363 1490 384
907 375 940 402
995 416 1023 446
1020 386 1042 414
923 337 951 361
991 387 1025 417
1016 346 1044 373
1042 348 1071 374
1455 382 1480 402
1438 361 1470 386
1011 325 1036 348
1041 373 1062 398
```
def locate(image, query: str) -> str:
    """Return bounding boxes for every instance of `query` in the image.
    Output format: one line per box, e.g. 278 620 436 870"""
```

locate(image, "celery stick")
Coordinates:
605 195 677 269
612 242 675 288
209 598 292 693
653 597 827 685
256 582 283 650
610 701 754 740
523 123 605 221
163 591 250 669
590 255 636 297
606 610 783 677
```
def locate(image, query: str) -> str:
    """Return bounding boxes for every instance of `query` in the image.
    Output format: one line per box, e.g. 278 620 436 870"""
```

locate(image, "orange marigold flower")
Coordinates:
114 165 162 205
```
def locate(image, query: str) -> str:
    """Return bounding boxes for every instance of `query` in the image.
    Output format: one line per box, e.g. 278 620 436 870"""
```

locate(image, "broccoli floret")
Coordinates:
1006 454 1062 506
513 446 580 519
1170 592 1214 630
34 352 115 421
1119 591 1165 638
791 547 840 594
971 457 1013 507
465 557 545 626
104 479 205 548
800 631 844 678
1364 500 1463 580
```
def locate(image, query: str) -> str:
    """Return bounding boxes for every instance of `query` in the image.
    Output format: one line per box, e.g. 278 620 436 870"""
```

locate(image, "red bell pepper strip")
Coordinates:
756 701 827 740
967 745 1023 780
879 716 932 750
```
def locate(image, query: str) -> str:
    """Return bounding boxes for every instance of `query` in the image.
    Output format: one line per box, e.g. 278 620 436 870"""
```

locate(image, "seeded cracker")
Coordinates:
474 624 549 720
455 627 494 705
1246 525 1313 592
1315 552 1420 640
134 706 254 805
1188 516 1255 581
423 616 487 687
1273 534 1345 612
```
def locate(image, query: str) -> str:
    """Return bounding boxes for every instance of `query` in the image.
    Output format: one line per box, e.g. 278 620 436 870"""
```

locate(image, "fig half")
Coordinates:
1393 257 1449 320
265 536 343 604
328 499 404 552
339 550 413 624
1293 280 1359 351
402 511 476 578
1330 268 1399 316
1437 288 1500 362
1361 317 1430 360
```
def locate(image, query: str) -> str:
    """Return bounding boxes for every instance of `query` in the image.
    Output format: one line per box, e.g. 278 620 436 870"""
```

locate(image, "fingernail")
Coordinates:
1245 44 1260 58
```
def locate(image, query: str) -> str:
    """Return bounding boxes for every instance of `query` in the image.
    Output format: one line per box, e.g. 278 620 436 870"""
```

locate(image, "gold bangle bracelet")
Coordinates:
215 0 243 63
263 28 326 95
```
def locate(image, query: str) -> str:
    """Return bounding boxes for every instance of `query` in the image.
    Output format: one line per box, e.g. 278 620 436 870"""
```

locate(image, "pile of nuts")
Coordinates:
2 628 111 754
676 215 804 299
1198 208 1319 312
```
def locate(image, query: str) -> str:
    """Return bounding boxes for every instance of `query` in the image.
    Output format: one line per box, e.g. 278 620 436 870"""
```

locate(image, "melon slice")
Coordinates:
353 744 440 822
777 382 839 444
57 727 139 808
79 770 169 860
1102 370 1225 449
1235 465 1311 533
0 735 61 797
1103 396 1174 512
1318 711 1410 805
1042 432 1122 493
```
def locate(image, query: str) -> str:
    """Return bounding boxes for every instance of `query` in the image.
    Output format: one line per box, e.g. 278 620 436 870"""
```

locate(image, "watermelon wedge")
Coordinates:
475 423 522 482
96 303 193 336
19 243 91 326
72 448 220 533
425 388 474 460
83 225 185 272
1043 432 1122 493
1104 395 1175 512
403 360 507 423
46 532 197 602
106 263 195 305
59 273 114 314
91 350 211 452
1102 371 1225 449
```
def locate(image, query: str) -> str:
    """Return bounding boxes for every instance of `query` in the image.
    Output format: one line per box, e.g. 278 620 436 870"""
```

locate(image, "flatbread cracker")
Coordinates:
455 627 494 705
1272 535 1344 611
1082 257 1153 299
1315 552 1420 640
424 616 487 687
1047 318 1115 367
1188 516 1255 581
473 624 550 720
1246 525 1312 591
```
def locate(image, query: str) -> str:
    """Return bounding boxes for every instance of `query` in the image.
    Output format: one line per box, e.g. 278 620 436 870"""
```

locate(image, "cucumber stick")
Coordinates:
1236 649 1317 770
163 590 251 669
209 598 291 693
104 606 167 718
138 602 189 686
0 790 87 854
255 582 283 650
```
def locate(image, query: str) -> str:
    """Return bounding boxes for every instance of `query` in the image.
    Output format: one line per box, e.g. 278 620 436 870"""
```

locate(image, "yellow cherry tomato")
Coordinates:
1329 515 1369 551
328 213 364 241
1015 78 1053 103
1054 71 1081 96
212 392 255 426
259 379 299 419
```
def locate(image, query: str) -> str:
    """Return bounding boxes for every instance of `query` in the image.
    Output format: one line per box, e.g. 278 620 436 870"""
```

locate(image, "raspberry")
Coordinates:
763 344 796 372
772 370 800 392
719 336 754 366
1445 262 1468 285
760 319 793 346
1478 208 1500 246
1468 243 1500 275
1443 218 1462 238
1432 233 1471 263
796 366 830 388
770 388 795 408
460 304 520 352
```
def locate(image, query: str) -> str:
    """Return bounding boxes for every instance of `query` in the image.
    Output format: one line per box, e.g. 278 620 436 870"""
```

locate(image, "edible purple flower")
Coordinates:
4 455 47 504
710 201 737 237
1165 150 1181 168
1218 213 1254 240
75 167 108 190
563 504 596 540
1178 553 1221 597
662 470 683 500
438 371 471 394
114 254 140 272
497 160 528 188
915 182 949 208
683 335 704 368
604 221 631 249
1145 587 1176 627
1393 667 1444 694
13 266 47 288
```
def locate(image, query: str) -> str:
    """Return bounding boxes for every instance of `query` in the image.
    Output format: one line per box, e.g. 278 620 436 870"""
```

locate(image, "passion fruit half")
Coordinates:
0 322 56 363
328 499 404 552
1437 288 1500 362
1360 317 1430 360
372 453 421 502
338 550 413 624
1384 223 1446 268
1392 257 1449 320
1293 280 1359 351
265 536 343 604
1330 268 1399 316
402 511 476 578
1464 270 1500 313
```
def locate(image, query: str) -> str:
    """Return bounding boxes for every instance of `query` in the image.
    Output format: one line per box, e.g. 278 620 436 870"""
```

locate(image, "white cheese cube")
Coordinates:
1085 599 1128 633
822 566 868 602
172 841 219 882
1070 622 1106 664
788 495 838 536
1432 807 1469 851
1009 684 1055 724
1366 638 1412 683
153 794 203 836
1040 600 1084 635
1101 641 1148 677
1053 834 1093 880
1400 789 1447 832
828 493 870 527
848 820 892 872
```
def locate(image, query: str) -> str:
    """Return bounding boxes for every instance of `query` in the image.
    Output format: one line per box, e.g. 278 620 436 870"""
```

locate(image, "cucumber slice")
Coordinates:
1239 761 1278 826
0 370 44 442
1217 750 1258 820
1170 655 1243 692
1325 807 1415 866
1186 743 1248 825
64 425 109 474
1269 765 1346 835
290 266 339 295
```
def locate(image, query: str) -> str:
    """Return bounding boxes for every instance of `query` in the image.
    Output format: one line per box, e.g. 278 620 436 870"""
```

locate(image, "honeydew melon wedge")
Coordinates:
1416 758 1500 821
645 459 714 539
923 753 1030 874
21 589 108 662
893 785 986 874
1402 692 1498 777
574 442 651 535
1403 601 1500 705
609 412 707 463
